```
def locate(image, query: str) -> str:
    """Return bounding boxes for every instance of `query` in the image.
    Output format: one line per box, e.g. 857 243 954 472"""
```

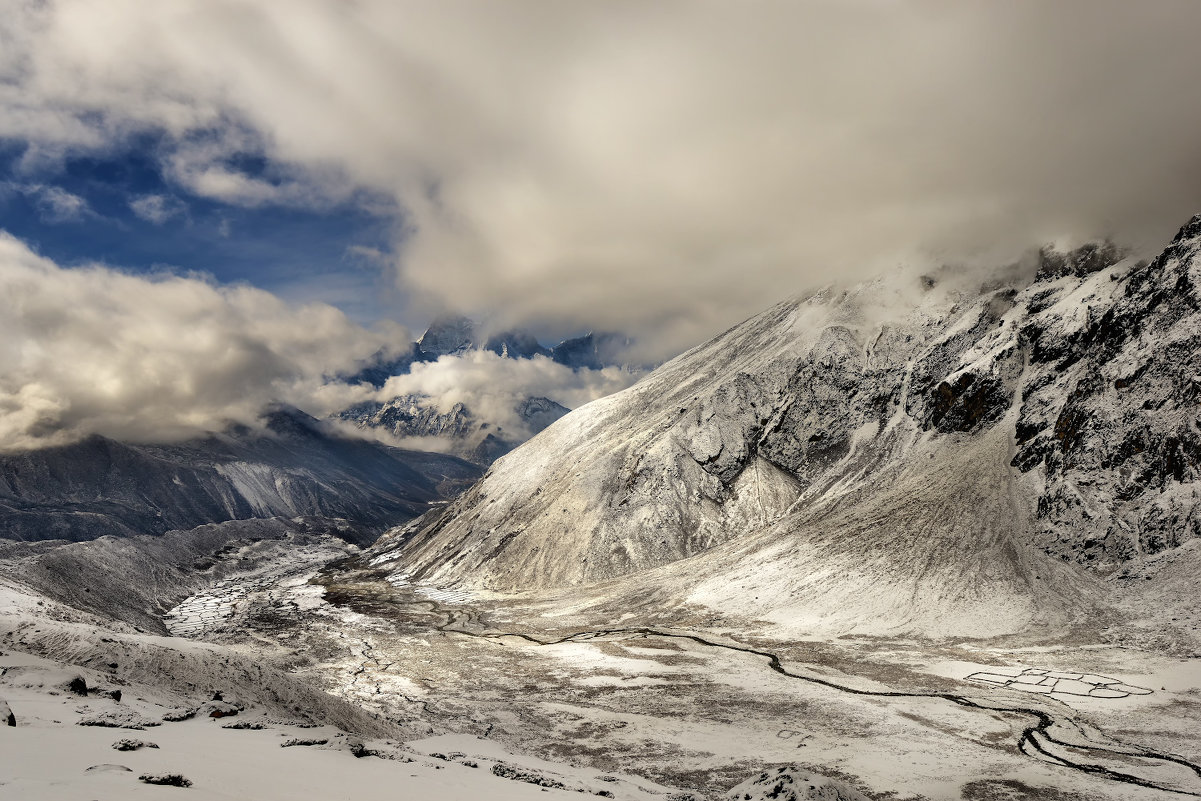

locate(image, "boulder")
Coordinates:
1 699 15 727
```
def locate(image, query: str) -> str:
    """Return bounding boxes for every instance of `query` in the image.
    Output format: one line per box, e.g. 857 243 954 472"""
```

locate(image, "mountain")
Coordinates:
483 329 552 359
349 317 635 389
366 215 1201 639
549 331 631 370
0 406 481 544
340 394 570 466
417 315 477 356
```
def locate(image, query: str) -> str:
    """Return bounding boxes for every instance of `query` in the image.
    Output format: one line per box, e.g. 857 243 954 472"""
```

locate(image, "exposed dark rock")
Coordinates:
139 773 192 787
280 737 328 747
112 738 158 751
201 701 240 719
491 761 568 789
162 707 197 722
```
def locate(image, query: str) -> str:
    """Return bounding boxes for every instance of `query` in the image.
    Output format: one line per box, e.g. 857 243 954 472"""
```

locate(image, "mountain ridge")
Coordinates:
363 215 1201 640
0 406 481 544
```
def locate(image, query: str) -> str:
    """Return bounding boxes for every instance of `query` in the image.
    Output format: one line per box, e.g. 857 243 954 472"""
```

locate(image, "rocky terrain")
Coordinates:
0 579 683 801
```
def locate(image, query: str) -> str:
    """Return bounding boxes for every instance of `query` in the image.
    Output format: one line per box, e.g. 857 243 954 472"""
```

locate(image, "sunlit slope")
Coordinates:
371 215 1201 637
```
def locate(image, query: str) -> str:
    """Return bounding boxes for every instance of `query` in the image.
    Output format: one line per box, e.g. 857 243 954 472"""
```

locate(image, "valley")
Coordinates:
116 545 1197 800
6 216 1201 800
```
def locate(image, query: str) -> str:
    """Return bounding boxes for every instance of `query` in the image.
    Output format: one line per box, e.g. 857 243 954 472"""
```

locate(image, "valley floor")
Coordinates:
4 546 1200 801
173 560 1201 799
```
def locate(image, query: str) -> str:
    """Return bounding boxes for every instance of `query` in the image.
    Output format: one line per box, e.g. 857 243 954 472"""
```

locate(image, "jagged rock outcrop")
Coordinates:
364 215 1201 637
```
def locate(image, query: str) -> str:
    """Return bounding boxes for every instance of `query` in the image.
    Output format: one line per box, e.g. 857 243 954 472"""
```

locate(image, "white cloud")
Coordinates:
16 183 91 223
1 1 1200 360
376 349 642 439
0 232 401 450
128 193 187 224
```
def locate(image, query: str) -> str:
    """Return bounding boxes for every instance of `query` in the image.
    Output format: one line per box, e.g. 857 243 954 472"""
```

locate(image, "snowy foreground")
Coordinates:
0 578 700 801
5 533 1196 801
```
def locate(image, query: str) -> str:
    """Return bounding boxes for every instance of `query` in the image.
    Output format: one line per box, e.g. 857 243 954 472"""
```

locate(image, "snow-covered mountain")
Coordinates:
350 316 636 388
341 317 635 463
0 406 480 544
367 215 1201 641
339 394 569 466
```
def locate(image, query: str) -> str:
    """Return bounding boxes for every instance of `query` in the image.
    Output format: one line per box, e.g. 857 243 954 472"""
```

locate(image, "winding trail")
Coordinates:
360 593 1201 798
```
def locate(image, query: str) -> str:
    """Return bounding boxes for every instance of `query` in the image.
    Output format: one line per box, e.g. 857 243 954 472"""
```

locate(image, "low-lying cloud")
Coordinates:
0 233 397 449
0 232 642 450
378 350 642 440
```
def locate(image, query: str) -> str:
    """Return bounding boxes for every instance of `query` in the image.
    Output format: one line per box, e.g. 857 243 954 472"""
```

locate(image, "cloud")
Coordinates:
0 232 401 450
1 2 1201 359
12 183 92 223
375 350 643 440
128 193 187 224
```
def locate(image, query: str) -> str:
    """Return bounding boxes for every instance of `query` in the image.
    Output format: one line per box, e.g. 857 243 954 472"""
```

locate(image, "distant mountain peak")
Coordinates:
418 315 476 356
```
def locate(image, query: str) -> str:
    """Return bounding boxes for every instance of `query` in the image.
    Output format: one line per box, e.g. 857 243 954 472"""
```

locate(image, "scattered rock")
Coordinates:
724 765 870 801
280 737 328 747
200 701 240 719
78 710 160 729
162 707 197 722
346 739 380 758
491 762 567 789
139 773 193 787
112 738 159 751
221 720 265 730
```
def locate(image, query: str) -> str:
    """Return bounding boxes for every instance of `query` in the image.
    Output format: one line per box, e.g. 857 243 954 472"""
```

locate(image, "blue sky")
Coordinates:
0 135 404 326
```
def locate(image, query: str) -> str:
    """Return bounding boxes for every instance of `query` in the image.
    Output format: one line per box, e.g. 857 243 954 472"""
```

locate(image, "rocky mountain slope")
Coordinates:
0 407 480 544
367 215 1201 639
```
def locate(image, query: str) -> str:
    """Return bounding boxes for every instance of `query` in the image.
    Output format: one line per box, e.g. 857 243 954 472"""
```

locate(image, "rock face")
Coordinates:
0 406 480 543
550 332 631 370
367 215 1201 637
1 698 14 726
418 316 478 357
484 330 552 359
341 395 569 466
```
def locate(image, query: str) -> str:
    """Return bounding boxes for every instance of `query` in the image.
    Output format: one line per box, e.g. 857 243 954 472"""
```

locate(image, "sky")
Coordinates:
2 0 1201 447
